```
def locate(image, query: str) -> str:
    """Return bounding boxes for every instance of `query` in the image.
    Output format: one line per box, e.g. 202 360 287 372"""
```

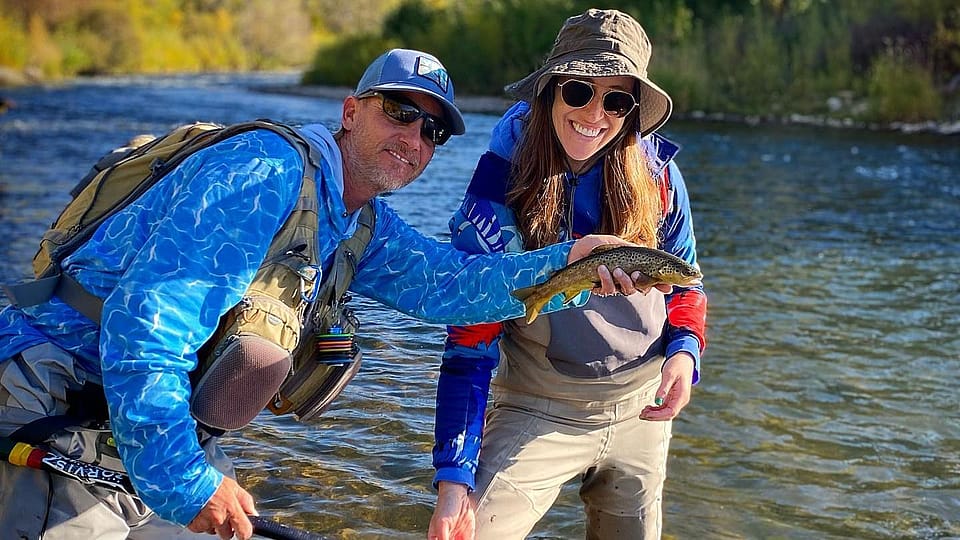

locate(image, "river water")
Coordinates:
0 73 957 539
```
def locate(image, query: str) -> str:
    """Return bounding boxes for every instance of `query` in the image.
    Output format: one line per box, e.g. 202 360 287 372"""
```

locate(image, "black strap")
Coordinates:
1 275 59 311
8 382 109 445
56 273 104 322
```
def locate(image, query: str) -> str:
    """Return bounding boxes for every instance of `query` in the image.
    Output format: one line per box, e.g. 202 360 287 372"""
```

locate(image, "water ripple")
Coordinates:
1 78 958 538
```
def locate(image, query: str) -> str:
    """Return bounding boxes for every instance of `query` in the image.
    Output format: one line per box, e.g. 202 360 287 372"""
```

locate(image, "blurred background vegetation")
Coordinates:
1 0 958 124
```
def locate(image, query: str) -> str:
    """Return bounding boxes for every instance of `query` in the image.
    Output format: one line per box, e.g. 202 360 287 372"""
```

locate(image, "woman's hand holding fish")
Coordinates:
596 266 675 296
569 235 646 296
596 265 636 295
516 242 701 324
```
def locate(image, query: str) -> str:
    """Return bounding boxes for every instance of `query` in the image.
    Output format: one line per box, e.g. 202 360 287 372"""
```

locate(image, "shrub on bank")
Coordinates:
2 0 956 126
867 47 943 123
302 0 956 126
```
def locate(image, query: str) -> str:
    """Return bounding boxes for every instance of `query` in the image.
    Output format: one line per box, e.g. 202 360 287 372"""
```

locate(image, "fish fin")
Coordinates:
510 284 538 302
588 244 622 255
513 285 547 324
529 288 586 323
632 272 657 289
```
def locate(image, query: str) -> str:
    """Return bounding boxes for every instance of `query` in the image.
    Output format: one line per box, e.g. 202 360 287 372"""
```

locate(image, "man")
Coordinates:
0 49 639 539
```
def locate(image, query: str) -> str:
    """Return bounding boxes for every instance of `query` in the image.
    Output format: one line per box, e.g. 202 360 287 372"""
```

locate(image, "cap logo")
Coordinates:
415 56 449 93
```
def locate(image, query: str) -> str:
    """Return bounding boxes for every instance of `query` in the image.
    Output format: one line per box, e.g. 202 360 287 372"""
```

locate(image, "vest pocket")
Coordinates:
191 294 299 431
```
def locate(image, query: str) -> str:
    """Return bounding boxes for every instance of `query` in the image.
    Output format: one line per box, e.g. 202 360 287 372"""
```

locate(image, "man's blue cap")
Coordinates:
355 48 466 136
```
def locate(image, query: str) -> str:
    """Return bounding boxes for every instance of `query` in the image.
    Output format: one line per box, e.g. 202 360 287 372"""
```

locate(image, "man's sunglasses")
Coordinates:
365 91 451 146
556 79 638 118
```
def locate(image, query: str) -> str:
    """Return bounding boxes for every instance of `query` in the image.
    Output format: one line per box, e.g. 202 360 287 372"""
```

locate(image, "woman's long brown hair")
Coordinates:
506 85 662 250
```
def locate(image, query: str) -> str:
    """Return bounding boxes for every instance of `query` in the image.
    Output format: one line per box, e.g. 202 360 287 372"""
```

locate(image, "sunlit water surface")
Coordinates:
0 74 957 539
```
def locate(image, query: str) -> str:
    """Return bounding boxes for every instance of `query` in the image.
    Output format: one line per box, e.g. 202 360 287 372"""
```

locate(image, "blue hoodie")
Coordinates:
0 123 572 525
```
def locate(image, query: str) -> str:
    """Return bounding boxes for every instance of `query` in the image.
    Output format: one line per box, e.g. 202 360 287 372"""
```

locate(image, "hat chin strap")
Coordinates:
565 152 597 177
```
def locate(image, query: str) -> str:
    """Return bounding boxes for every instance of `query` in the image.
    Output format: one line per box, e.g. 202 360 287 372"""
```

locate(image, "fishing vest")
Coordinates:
2 120 375 432
192 201 376 432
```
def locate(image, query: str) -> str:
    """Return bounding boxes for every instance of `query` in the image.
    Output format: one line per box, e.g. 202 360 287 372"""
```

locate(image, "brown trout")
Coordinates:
511 245 703 324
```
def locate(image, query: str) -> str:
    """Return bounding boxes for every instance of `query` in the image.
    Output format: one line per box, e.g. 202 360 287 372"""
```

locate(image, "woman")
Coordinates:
428 9 708 540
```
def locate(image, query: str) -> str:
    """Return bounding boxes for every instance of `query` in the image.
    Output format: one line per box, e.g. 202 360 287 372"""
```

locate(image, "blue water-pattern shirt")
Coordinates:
0 124 571 525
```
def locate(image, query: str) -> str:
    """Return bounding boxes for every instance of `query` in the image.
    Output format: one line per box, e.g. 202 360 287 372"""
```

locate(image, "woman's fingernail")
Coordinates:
655 396 664 406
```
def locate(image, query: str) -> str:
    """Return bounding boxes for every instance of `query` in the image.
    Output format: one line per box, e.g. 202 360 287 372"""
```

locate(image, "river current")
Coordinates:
0 73 957 539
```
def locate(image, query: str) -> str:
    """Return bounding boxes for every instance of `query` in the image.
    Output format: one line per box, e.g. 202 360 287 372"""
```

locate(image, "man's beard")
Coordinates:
350 142 420 195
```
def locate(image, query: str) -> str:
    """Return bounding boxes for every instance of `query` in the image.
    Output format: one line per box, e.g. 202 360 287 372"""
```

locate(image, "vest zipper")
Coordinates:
565 173 579 240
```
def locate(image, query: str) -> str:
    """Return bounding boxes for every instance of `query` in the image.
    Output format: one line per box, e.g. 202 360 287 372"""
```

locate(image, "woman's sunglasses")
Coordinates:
365 91 451 146
556 79 637 118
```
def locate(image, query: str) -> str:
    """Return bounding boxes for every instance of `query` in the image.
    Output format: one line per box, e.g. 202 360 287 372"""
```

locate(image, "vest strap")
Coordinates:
2 272 103 322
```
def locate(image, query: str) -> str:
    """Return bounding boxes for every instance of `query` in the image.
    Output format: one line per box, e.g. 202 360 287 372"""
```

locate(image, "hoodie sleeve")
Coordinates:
659 161 708 384
348 196 569 324
431 106 526 490
433 152 521 490
97 130 303 525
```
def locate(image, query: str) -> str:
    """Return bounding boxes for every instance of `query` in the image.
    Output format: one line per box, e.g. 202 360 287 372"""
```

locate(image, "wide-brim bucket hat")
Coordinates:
505 8 673 138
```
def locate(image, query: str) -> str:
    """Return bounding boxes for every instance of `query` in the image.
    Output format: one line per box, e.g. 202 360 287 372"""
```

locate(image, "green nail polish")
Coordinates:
654 397 664 406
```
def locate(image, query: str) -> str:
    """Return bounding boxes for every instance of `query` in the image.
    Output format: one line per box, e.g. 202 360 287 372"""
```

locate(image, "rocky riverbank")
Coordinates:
4 71 955 136
261 83 960 137
259 83 515 115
